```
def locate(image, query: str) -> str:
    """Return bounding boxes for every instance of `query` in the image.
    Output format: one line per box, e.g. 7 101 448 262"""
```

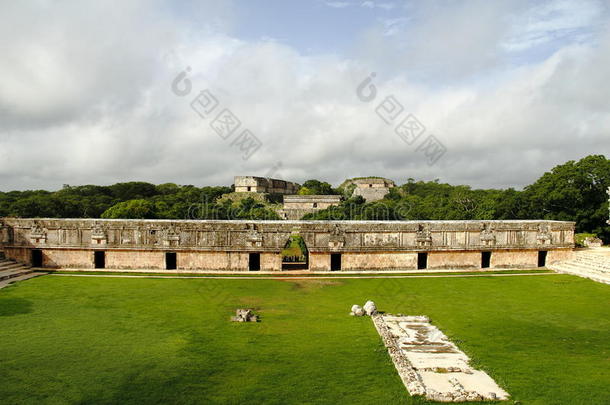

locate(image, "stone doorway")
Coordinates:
281 235 309 270
481 251 491 268
94 251 105 269
165 252 177 270
31 249 43 267
538 250 547 267
331 253 342 271
417 252 428 270
249 253 261 271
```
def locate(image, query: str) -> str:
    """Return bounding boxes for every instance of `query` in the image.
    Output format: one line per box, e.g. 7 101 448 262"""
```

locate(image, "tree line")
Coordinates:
1 155 608 240
305 155 610 241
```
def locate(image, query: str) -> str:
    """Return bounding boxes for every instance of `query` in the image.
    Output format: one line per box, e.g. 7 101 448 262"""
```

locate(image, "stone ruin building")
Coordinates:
234 176 299 194
0 176 585 273
0 218 574 272
348 177 396 202
233 175 341 219
278 195 342 220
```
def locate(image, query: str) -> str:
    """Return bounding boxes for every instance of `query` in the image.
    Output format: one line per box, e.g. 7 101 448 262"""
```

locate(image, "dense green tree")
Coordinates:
101 200 157 219
297 180 339 195
520 155 610 239
0 155 609 240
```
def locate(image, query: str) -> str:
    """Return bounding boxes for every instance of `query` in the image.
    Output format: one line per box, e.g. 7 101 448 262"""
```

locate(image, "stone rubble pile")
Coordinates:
350 300 377 316
231 308 259 322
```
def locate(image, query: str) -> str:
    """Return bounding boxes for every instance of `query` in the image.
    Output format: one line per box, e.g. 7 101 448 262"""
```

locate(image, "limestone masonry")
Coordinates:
350 177 396 201
372 315 510 402
0 218 574 272
234 176 300 194
278 195 342 220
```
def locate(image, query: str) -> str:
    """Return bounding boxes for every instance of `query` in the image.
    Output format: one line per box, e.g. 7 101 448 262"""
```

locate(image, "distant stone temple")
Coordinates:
349 178 396 202
278 195 342 220
234 176 299 195
0 218 574 272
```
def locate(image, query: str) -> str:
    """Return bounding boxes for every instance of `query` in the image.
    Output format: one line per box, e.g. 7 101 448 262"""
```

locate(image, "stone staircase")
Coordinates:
0 257 33 281
548 249 610 285
0 251 43 289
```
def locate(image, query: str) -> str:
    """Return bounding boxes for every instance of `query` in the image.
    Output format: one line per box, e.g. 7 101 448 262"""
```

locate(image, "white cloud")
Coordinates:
325 1 351 8
361 1 395 10
0 0 609 192
503 0 606 51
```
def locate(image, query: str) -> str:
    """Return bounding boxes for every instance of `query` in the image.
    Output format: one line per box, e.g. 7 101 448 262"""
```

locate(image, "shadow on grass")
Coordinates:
0 297 33 317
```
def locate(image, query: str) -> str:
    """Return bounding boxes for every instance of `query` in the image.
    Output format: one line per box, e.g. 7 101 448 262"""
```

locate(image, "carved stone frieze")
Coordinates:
245 223 263 248
329 224 346 249
537 224 552 245
480 223 496 246
416 224 432 247
29 221 47 244
91 222 107 245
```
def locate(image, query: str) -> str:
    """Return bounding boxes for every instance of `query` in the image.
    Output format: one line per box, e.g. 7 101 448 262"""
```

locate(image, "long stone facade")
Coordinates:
0 218 574 272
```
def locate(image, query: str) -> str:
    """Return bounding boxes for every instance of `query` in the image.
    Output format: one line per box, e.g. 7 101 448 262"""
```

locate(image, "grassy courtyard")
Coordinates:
0 273 609 405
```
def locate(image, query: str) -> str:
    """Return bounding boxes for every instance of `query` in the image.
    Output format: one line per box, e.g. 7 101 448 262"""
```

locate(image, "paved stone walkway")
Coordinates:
373 315 509 402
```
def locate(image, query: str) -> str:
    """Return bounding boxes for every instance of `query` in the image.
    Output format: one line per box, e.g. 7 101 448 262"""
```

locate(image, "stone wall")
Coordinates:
350 178 396 202
234 176 300 194
342 252 416 270
427 251 481 269
282 195 341 210
278 195 342 220
0 218 574 271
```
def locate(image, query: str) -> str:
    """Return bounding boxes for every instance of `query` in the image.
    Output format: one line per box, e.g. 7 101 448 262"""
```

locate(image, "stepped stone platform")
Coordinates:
0 252 44 289
372 315 509 402
548 248 610 285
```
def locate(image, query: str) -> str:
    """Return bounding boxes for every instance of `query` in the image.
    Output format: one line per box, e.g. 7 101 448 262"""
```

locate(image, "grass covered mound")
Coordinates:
0 274 609 404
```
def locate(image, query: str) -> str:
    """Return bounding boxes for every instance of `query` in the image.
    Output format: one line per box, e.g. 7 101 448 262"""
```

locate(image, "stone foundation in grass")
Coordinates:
371 314 509 402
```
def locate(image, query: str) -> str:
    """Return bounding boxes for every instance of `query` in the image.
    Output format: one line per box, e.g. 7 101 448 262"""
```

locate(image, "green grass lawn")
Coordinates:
0 274 609 405
48 269 552 277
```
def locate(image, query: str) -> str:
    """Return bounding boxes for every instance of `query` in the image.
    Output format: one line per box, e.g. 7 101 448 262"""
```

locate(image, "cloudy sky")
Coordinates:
1 0 609 191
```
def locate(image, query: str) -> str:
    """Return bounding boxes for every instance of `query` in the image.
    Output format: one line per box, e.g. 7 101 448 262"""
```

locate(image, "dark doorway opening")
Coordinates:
31 249 43 267
417 252 428 270
94 251 105 269
331 253 342 271
481 251 491 268
249 253 261 271
538 250 548 267
166 252 177 270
